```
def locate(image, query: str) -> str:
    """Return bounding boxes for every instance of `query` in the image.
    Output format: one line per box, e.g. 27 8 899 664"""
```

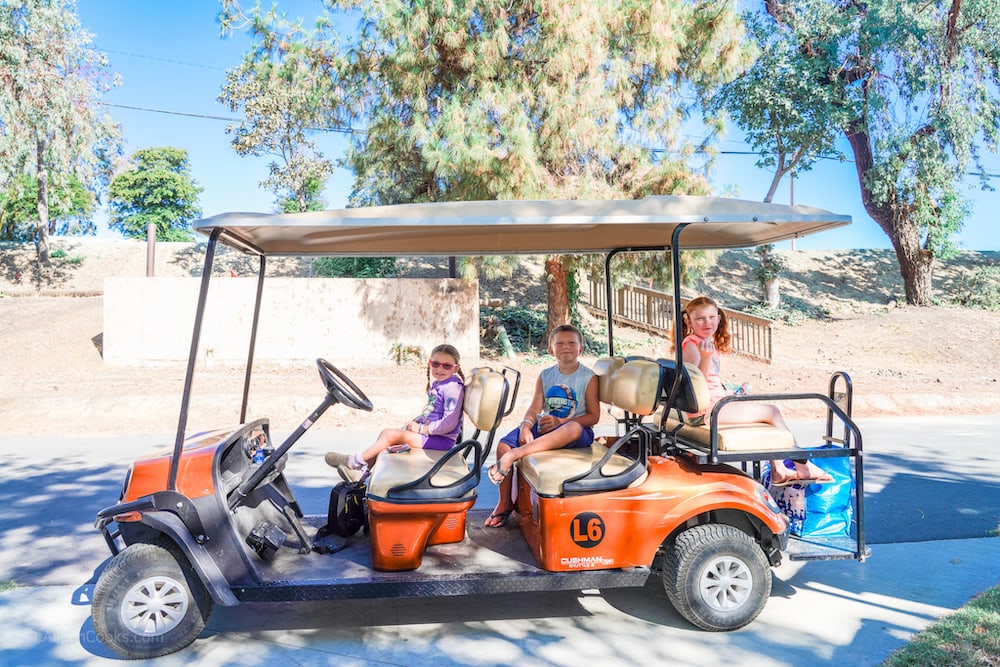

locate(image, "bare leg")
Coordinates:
715 401 830 483
359 427 424 465
484 422 585 527
484 441 516 527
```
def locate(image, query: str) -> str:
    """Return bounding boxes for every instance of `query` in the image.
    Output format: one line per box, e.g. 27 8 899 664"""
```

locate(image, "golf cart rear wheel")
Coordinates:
92 542 213 659
662 523 771 632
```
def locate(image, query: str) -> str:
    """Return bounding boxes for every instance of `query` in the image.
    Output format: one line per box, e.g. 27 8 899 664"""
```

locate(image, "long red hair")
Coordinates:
669 296 732 354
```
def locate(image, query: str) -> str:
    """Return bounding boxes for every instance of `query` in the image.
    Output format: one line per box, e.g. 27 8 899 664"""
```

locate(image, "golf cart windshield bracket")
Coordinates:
240 254 267 424
169 232 268 491
169 227 223 492
603 238 684 357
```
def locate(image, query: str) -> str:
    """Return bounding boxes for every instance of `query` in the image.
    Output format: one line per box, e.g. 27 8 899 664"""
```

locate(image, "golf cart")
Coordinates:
92 196 867 659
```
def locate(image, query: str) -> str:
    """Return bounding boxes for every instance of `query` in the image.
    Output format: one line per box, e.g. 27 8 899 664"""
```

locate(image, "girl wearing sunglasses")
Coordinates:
325 344 465 482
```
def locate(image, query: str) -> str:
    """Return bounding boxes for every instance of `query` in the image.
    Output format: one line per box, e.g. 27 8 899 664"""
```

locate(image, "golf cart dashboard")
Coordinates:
216 421 283 497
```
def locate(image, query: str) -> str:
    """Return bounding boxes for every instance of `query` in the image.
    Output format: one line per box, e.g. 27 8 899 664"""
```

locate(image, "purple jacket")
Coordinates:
414 374 464 446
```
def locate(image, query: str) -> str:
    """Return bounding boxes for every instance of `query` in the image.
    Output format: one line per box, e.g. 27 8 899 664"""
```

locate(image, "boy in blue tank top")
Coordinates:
484 324 600 527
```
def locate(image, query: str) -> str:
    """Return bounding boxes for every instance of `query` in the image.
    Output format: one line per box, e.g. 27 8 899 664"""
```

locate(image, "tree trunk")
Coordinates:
35 135 51 263
844 119 934 305
890 216 935 306
545 255 571 336
763 278 780 308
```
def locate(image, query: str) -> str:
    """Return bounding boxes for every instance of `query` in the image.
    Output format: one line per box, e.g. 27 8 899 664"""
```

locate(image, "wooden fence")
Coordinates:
584 280 773 363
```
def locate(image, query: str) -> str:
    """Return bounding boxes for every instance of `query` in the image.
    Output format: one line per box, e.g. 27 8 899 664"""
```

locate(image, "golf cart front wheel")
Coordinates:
662 523 771 632
92 542 213 659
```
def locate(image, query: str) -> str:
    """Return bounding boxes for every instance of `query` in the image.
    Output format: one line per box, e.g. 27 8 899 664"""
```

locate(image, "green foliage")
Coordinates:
279 177 326 213
952 266 1000 311
220 0 753 322
883 583 1000 667
753 244 787 282
108 147 202 241
0 174 95 241
744 302 808 325
481 304 602 356
708 11 846 203
0 580 14 593
49 248 84 265
0 0 122 257
586 249 721 294
311 257 398 278
218 49 334 212
457 255 517 282
716 0 1000 305
481 306 548 355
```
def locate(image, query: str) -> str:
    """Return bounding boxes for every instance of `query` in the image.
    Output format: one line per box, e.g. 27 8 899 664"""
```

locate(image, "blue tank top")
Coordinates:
540 363 595 419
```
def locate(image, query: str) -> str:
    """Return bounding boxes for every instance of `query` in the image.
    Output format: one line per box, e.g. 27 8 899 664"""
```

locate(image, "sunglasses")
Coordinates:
429 360 455 370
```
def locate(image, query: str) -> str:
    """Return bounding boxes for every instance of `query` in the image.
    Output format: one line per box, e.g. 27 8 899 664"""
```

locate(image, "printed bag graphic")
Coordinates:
765 447 855 538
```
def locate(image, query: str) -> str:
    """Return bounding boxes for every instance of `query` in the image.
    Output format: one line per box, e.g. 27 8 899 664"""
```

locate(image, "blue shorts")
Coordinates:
499 422 594 450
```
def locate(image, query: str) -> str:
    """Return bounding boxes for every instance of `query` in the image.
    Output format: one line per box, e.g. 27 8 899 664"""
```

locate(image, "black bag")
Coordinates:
317 481 367 538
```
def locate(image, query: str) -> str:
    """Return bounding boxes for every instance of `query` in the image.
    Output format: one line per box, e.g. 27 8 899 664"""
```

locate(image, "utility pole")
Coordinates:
790 171 796 251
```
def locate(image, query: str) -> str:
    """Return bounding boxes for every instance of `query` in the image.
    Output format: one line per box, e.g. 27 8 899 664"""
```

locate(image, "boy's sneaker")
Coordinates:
324 451 350 468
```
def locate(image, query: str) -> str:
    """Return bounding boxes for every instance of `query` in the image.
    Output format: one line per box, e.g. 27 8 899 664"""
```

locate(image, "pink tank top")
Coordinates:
682 334 727 416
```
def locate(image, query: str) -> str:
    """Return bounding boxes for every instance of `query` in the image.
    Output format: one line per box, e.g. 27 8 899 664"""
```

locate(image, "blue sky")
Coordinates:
76 1 999 251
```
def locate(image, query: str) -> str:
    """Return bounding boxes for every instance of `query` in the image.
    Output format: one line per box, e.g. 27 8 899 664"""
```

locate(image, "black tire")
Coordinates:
662 523 771 632
92 542 213 659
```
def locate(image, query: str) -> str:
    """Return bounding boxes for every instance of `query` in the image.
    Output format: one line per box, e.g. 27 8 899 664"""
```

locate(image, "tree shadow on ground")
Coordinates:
864 451 1000 544
167 242 312 278
0 242 85 290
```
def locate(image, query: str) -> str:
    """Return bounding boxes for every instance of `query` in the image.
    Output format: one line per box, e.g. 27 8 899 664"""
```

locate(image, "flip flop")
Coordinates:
488 463 510 484
771 474 834 487
484 509 513 528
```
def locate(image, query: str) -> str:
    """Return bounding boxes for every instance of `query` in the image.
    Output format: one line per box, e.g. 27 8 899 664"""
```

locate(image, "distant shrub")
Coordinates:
952 266 1000 311
745 303 803 325
480 305 603 356
480 305 547 354
312 257 397 278
50 248 84 265
744 300 821 325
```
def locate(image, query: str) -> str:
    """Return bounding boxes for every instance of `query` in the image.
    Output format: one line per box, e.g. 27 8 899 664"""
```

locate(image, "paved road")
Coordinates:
0 415 998 666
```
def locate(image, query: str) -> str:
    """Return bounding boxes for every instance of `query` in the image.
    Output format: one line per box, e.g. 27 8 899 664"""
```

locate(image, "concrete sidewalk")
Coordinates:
0 415 998 666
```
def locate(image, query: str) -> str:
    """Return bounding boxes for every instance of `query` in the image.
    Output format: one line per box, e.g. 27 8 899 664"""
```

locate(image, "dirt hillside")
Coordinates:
1 238 998 436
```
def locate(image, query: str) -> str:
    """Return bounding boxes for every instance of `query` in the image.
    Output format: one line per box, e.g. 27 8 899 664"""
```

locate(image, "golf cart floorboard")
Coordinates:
786 534 870 562
235 509 652 602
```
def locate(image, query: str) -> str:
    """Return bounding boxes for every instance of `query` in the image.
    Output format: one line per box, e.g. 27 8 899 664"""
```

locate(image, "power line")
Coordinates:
103 102 237 123
96 44 998 179
101 102 996 177
102 102 356 134
101 48 229 72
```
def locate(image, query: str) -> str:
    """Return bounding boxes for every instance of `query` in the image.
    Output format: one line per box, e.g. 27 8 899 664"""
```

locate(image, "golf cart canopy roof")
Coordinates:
193 196 850 256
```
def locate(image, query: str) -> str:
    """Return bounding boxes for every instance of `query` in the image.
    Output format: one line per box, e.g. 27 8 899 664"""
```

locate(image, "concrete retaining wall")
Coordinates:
103 277 480 368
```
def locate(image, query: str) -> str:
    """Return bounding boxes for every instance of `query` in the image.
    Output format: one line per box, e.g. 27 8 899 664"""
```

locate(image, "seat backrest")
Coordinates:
610 359 663 416
653 359 710 416
464 367 507 432
592 356 625 405
680 362 712 414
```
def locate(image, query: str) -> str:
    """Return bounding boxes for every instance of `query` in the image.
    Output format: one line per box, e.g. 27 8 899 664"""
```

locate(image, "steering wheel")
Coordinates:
316 359 374 412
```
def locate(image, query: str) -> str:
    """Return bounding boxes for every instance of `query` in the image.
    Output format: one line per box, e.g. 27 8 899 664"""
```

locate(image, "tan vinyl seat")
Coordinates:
518 358 654 496
367 366 507 500
517 442 645 497
366 366 508 571
592 355 625 405
658 363 795 452
366 448 473 499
